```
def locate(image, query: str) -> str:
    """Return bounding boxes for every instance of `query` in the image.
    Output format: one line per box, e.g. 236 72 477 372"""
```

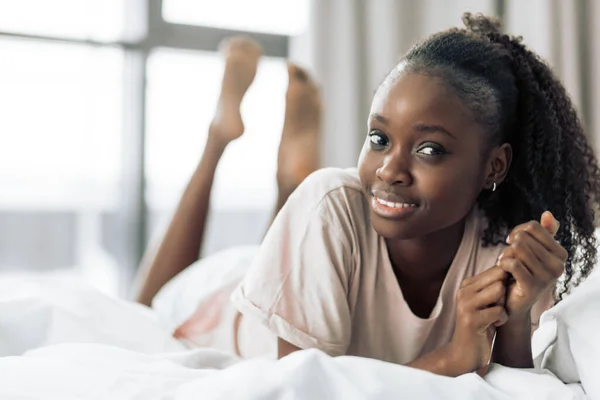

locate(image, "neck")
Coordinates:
386 218 467 283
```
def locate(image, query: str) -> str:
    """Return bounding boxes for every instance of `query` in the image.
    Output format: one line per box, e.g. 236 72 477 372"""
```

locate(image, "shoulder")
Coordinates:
298 167 363 198
289 167 366 215
281 168 369 255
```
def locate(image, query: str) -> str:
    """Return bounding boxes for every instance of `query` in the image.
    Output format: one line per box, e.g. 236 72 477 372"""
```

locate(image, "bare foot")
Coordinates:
277 64 321 192
209 36 262 145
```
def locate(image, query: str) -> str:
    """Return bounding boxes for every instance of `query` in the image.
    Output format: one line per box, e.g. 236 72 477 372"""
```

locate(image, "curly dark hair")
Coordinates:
393 13 600 301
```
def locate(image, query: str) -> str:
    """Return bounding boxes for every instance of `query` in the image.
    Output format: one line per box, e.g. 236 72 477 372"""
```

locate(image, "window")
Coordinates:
0 1 295 297
0 0 124 41
0 37 124 295
0 38 123 203
163 0 309 35
145 49 287 254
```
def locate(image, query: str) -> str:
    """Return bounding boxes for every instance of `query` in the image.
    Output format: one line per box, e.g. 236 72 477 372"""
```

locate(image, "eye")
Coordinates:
368 130 389 149
416 143 447 156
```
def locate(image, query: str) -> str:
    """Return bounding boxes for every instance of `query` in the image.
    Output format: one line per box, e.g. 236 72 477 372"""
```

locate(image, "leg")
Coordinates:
136 37 262 306
271 64 322 222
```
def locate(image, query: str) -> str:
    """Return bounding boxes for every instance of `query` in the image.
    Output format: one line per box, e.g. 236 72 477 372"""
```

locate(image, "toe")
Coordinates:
288 63 309 83
220 36 262 56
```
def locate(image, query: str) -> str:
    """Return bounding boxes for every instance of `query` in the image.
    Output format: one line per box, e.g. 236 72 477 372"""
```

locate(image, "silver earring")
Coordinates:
492 182 497 192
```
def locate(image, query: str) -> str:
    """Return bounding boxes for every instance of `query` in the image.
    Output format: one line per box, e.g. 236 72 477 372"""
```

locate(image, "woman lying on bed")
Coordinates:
137 13 600 377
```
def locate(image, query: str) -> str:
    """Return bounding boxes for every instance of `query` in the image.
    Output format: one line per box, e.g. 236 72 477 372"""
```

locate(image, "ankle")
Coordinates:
204 130 230 158
208 123 235 147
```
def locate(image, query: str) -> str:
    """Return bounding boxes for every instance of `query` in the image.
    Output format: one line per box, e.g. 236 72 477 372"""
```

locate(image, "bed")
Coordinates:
0 266 597 399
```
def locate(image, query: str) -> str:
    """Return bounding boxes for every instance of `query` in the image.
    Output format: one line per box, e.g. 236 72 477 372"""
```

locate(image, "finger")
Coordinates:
507 221 554 247
461 265 508 291
470 280 506 309
509 232 553 278
496 291 506 308
477 306 509 332
507 221 567 261
504 212 559 238
498 258 535 288
510 231 565 280
540 211 560 236
502 236 537 276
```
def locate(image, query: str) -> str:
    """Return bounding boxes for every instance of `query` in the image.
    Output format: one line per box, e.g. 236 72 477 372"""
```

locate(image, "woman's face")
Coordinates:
358 72 492 240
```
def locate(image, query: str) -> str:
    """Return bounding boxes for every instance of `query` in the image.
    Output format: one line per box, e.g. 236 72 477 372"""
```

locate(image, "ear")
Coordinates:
484 143 512 190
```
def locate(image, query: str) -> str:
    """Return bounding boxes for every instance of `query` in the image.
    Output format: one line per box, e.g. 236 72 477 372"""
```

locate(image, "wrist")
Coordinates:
440 341 473 377
501 312 531 332
493 313 534 369
406 342 469 377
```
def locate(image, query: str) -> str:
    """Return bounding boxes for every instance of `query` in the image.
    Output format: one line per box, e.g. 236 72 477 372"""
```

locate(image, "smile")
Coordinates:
374 197 418 208
371 195 419 219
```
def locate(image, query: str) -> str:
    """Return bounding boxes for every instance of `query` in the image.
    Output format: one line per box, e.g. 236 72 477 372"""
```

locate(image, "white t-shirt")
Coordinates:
231 168 553 363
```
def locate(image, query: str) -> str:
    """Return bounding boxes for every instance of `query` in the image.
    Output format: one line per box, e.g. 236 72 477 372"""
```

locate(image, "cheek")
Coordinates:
357 142 376 183
417 162 482 205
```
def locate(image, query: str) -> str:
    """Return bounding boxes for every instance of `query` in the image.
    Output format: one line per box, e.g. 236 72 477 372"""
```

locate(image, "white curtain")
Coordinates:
290 0 600 169
505 0 600 152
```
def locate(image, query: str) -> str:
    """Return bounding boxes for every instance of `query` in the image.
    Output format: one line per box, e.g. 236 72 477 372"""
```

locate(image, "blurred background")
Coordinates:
1 0 599 298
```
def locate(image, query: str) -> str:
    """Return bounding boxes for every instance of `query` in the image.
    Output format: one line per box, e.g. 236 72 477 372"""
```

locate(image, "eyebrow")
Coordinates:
371 113 389 125
413 123 456 139
370 113 457 139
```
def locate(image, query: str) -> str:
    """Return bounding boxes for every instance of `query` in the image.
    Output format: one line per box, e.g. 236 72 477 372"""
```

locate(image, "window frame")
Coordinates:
0 0 289 292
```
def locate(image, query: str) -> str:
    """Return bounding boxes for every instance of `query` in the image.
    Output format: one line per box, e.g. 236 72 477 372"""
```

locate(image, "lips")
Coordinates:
370 189 419 219
371 190 418 207
374 197 418 209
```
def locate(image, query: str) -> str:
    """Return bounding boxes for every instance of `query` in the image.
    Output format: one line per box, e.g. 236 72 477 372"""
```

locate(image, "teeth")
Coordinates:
375 197 416 208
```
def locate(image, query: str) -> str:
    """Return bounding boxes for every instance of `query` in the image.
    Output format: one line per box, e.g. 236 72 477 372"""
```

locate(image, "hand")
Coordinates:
497 211 567 318
448 267 509 373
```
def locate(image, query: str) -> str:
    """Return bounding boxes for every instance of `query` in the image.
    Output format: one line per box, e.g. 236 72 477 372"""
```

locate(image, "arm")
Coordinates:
406 343 472 377
277 266 508 378
491 212 566 369
136 136 227 306
491 314 533 368
491 286 554 368
278 338 302 358
278 338 482 377
412 267 508 376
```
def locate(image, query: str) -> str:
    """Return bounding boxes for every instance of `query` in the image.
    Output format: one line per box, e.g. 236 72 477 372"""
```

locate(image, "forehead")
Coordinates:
371 72 479 134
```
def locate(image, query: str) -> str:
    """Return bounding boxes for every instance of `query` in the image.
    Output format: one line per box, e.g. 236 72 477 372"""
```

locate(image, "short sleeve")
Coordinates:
231 172 353 356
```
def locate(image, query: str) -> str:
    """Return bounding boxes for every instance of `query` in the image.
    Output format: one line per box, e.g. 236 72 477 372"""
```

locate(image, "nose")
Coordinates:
376 152 413 186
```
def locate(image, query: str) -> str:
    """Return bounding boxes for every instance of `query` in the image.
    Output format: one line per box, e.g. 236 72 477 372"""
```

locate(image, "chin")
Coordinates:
370 213 423 240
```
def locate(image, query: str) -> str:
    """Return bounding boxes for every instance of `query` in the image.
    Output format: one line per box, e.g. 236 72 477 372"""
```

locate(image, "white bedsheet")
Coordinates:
0 343 587 400
0 273 597 399
0 275 185 357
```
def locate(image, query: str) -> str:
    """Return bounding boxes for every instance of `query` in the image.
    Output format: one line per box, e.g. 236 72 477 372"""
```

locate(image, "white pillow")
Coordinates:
152 245 259 331
533 269 600 398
